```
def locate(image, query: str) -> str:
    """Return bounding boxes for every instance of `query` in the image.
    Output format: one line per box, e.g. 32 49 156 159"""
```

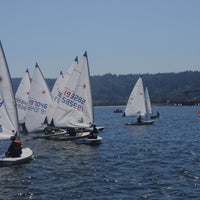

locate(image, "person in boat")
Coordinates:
137 115 142 123
67 127 76 136
44 126 54 134
5 136 22 158
20 122 28 134
88 124 98 139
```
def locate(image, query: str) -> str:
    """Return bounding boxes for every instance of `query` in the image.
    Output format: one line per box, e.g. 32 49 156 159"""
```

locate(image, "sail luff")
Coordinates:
0 41 19 139
83 51 94 124
145 87 152 115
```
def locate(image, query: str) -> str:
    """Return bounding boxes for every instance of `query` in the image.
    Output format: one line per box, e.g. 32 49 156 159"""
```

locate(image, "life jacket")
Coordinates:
14 139 22 150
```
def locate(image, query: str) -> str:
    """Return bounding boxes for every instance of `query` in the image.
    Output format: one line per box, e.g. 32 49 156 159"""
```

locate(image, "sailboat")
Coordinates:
124 77 155 125
0 41 32 166
44 52 102 143
72 52 102 144
25 63 53 133
15 68 31 133
33 56 89 140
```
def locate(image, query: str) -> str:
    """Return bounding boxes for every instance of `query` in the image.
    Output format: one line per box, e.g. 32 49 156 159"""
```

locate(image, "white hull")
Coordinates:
83 126 105 132
33 130 90 141
125 120 155 126
32 129 67 139
75 136 103 145
0 148 33 167
97 126 104 131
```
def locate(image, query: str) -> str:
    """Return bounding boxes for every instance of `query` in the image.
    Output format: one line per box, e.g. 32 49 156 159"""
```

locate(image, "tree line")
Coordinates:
12 70 200 106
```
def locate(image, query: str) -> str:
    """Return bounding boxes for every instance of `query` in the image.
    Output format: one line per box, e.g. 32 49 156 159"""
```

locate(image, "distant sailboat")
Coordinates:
15 69 31 132
124 77 155 125
0 41 32 166
25 63 52 133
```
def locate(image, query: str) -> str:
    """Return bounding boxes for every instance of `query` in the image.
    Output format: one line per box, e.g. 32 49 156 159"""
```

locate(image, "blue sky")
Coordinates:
0 0 200 78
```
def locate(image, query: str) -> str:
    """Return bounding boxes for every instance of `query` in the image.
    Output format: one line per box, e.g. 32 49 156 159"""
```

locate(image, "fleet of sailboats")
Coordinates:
0 41 33 166
0 37 162 166
13 52 102 143
45 52 102 143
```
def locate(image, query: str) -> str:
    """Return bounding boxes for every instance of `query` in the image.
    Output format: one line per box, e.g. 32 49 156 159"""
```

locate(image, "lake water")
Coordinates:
1 105 200 199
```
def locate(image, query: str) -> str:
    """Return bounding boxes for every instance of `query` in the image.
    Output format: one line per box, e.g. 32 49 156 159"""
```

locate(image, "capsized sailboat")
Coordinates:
124 77 155 125
0 41 32 166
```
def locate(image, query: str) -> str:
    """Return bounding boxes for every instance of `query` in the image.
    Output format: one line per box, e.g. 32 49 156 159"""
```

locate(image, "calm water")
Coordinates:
1 106 200 199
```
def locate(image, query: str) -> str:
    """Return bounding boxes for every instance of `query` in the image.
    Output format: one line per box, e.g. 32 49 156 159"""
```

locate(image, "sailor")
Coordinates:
88 124 98 139
5 136 22 158
137 115 142 123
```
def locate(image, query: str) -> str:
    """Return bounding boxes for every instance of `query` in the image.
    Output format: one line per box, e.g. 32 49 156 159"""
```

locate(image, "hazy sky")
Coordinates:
0 0 200 78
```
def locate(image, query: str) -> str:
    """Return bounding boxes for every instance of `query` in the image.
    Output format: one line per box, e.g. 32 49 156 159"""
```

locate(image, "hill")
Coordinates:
12 71 200 106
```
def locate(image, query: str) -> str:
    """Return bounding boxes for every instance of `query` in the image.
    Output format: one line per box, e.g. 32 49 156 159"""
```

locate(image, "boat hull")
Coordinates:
85 126 104 132
0 148 33 167
125 120 155 126
97 126 104 131
75 136 103 145
33 130 90 141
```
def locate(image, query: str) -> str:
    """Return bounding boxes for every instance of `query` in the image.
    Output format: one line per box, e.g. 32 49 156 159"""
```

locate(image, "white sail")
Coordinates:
51 70 63 98
15 69 31 124
25 63 52 132
124 77 146 117
52 52 93 128
145 87 152 115
0 41 19 140
46 57 78 125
